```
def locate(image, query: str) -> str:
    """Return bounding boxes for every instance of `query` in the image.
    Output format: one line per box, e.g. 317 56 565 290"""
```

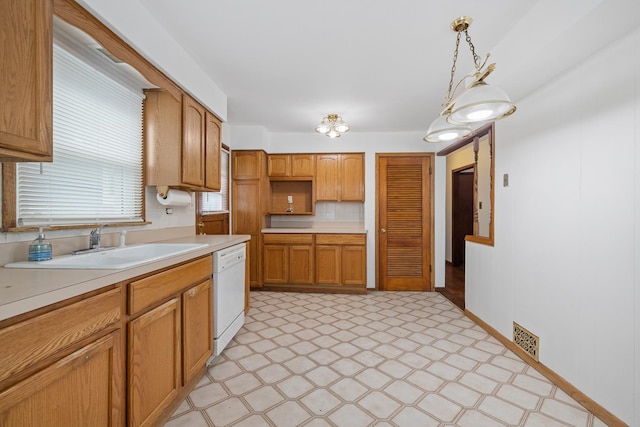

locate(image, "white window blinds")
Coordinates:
199 147 230 213
16 41 144 226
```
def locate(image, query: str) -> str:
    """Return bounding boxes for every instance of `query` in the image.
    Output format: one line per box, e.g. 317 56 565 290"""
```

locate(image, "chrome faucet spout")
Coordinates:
89 224 108 249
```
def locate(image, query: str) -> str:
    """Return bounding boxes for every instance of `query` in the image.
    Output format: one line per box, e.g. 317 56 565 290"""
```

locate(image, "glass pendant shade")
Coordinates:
334 119 350 133
423 114 472 143
327 129 340 138
315 120 331 134
447 81 516 124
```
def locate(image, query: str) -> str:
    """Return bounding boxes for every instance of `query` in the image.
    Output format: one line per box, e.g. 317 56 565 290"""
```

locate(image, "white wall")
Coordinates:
256 131 449 289
76 0 227 121
466 27 640 425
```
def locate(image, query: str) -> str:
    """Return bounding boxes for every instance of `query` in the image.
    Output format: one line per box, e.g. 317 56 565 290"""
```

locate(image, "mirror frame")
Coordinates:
438 122 494 246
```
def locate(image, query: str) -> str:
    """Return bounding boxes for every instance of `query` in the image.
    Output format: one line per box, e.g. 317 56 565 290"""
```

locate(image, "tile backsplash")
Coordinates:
270 202 364 229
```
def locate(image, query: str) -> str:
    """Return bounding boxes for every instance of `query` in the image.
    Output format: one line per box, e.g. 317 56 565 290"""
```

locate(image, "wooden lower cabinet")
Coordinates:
0 254 217 427
342 244 367 286
263 234 314 285
128 298 181 427
127 256 213 427
182 279 213 385
263 233 366 293
0 286 124 427
315 234 367 288
0 330 123 427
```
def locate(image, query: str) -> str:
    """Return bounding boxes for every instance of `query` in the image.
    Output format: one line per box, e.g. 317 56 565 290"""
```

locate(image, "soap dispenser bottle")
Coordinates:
28 227 52 261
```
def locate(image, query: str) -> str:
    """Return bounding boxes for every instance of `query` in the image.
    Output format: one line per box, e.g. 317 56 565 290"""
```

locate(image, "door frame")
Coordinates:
375 152 435 290
451 164 474 266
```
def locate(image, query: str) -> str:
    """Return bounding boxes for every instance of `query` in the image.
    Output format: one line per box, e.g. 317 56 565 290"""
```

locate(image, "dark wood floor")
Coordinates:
437 263 465 310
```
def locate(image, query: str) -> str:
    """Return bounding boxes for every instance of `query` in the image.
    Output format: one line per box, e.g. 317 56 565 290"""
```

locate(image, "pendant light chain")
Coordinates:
464 29 482 69
445 32 462 106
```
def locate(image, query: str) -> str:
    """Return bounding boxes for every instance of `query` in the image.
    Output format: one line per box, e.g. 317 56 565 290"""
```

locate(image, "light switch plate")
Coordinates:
503 174 509 187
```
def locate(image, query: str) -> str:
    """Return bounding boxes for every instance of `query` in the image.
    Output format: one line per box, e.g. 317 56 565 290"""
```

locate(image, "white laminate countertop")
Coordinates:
262 228 367 234
0 234 250 322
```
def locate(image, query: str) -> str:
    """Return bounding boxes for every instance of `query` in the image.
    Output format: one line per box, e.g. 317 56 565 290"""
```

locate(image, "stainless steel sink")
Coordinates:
4 243 209 270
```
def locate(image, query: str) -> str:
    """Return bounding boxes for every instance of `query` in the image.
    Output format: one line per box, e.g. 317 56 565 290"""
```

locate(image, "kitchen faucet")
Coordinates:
89 224 108 249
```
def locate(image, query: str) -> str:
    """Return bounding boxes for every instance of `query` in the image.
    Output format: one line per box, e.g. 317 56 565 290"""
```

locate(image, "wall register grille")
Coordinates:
513 322 539 362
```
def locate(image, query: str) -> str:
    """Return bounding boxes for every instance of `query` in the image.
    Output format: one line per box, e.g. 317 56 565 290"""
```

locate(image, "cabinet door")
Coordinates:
268 154 290 177
204 111 221 190
289 245 314 284
342 245 367 286
0 0 52 162
263 244 288 284
340 153 365 201
128 299 181 427
182 95 206 187
315 245 341 285
233 151 264 179
182 279 213 385
291 154 315 177
316 154 339 201
232 180 262 234
0 330 123 427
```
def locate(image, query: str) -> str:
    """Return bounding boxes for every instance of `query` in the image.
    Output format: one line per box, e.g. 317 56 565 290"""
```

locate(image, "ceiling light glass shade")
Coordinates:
423 114 472 143
334 119 350 133
315 120 331 134
327 129 340 138
447 81 516 124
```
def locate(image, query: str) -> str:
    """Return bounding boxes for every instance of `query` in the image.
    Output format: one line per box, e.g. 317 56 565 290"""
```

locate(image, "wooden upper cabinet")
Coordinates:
340 153 365 201
233 150 265 180
268 154 315 178
316 154 340 201
205 112 222 191
292 154 315 177
182 95 206 187
316 153 364 201
267 154 290 177
0 0 53 162
144 91 221 191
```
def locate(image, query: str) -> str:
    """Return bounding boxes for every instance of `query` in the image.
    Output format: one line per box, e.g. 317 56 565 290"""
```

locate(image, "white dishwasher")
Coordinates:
208 243 246 365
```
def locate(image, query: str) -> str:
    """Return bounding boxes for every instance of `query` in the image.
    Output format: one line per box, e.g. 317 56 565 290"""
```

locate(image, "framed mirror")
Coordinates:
439 123 494 247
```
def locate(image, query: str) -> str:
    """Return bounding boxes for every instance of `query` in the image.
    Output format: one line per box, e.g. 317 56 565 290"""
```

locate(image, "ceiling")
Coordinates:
137 0 639 134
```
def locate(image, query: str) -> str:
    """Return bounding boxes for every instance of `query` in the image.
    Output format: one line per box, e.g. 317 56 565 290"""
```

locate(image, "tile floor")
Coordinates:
166 291 606 427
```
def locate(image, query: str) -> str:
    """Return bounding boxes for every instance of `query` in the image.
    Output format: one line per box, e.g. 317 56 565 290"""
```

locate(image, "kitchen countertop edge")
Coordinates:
0 234 250 322
262 228 367 234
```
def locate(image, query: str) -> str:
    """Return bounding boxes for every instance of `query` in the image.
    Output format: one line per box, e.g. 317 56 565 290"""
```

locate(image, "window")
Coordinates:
199 146 230 213
16 29 144 227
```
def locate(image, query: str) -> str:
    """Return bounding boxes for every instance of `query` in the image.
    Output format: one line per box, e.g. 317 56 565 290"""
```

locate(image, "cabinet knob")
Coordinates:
381 228 386 233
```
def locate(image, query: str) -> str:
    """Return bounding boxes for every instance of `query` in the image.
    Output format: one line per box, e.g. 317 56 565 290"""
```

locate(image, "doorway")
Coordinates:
376 153 433 291
452 165 474 266
438 164 473 310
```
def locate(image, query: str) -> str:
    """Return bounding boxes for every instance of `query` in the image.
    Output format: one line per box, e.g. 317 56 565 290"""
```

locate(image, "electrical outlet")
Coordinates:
288 195 293 203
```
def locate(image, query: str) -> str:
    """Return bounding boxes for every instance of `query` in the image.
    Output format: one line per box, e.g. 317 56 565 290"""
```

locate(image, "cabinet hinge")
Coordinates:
429 166 432 175
430 264 432 273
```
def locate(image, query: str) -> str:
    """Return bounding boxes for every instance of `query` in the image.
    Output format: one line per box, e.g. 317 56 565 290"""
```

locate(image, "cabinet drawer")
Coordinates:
315 234 366 245
263 233 313 245
129 256 212 315
0 287 121 384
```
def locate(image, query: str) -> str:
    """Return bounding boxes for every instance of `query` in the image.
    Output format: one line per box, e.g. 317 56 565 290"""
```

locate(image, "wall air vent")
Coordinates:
513 322 539 362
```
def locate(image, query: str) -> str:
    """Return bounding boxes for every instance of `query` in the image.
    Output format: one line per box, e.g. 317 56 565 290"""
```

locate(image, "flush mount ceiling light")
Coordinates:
424 16 516 143
315 114 350 138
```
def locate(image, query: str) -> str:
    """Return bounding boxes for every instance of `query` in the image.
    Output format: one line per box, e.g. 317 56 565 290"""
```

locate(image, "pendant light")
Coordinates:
424 17 516 143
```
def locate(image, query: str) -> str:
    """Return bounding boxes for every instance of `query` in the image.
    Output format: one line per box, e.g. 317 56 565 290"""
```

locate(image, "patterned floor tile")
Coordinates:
165 291 603 427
